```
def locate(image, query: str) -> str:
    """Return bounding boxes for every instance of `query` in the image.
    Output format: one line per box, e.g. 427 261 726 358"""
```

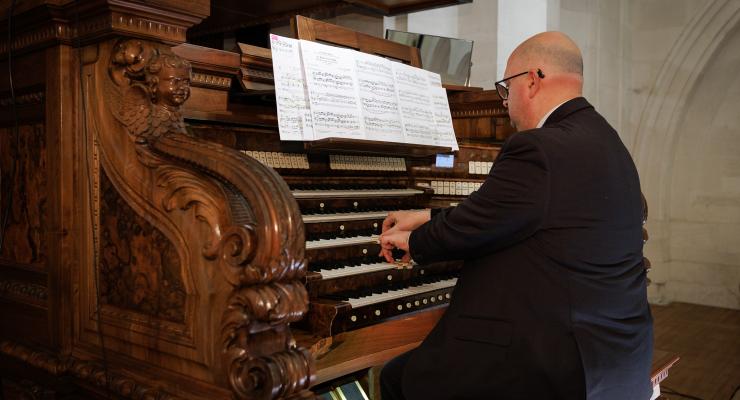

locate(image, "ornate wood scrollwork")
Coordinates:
106 38 314 399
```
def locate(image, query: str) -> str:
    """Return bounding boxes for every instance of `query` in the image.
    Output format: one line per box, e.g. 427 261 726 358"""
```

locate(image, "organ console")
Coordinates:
181 17 511 391
0 2 674 399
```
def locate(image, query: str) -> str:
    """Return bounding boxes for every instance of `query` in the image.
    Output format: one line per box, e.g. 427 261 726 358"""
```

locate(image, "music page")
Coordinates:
354 52 404 143
270 34 313 141
429 86 459 151
392 61 437 146
300 40 364 140
425 70 443 88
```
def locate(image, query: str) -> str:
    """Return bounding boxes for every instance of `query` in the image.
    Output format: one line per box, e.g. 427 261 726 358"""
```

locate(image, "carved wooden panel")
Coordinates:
0 278 47 307
99 170 186 322
0 124 47 268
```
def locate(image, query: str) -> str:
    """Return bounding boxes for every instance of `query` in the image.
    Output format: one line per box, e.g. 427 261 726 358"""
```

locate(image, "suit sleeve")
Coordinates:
409 133 549 263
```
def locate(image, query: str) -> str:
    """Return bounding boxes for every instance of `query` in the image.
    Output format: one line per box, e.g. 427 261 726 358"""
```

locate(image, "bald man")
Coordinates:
379 32 653 400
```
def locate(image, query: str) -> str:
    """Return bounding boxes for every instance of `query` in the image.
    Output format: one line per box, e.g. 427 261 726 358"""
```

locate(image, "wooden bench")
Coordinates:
651 350 681 400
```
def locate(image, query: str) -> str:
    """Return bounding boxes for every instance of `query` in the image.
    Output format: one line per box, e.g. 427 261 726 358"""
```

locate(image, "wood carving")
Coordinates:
0 278 48 307
0 124 47 267
97 38 314 399
100 170 187 322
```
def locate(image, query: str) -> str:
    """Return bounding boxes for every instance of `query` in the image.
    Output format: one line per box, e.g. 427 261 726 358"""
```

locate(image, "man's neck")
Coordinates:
530 92 580 128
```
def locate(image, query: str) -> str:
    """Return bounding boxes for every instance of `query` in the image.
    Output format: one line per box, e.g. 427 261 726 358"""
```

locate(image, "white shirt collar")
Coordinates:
536 100 568 128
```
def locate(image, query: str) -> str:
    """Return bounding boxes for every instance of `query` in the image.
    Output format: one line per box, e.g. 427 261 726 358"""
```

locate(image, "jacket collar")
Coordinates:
542 97 593 127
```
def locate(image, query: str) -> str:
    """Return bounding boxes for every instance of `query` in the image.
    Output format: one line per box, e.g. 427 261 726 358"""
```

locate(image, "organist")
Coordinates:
379 31 653 400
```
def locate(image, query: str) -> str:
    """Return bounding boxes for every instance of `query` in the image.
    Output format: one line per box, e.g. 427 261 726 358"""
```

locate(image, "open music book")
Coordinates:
270 34 458 151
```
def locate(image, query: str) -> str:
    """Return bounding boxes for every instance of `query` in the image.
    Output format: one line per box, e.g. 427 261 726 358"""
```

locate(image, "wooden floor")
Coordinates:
652 302 740 400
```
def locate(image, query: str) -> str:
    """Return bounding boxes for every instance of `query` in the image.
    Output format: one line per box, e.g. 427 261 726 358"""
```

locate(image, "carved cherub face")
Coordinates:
147 54 192 108
157 62 191 107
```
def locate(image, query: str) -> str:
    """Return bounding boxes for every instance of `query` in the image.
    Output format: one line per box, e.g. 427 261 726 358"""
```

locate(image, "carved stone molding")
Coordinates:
0 340 182 400
0 279 47 307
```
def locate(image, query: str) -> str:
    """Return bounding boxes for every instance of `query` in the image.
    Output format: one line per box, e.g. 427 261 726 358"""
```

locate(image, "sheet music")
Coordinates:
425 70 443 88
392 62 437 146
271 35 457 150
354 52 404 143
429 86 459 151
300 40 364 140
270 34 313 141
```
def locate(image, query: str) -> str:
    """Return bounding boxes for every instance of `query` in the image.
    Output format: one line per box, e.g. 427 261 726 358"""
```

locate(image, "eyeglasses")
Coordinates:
494 69 545 100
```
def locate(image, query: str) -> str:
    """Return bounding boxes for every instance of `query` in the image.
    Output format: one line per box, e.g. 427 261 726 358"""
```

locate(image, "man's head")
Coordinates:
499 31 584 131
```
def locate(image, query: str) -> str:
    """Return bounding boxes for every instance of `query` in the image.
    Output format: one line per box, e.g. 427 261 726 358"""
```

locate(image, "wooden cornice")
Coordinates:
0 0 210 55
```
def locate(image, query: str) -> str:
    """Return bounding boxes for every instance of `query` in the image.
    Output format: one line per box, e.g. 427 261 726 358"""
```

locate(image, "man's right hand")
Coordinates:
381 210 432 234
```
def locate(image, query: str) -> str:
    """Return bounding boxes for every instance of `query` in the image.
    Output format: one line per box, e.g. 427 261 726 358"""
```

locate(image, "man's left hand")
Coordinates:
379 229 412 263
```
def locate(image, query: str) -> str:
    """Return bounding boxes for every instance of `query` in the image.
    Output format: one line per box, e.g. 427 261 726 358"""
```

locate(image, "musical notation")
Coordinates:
361 98 399 114
400 105 434 120
364 116 402 132
311 92 359 108
310 71 354 90
398 90 432 106
356 58 394 78
358 79 396 97
313 111 362 131
395 70 428 88
429 86 458 150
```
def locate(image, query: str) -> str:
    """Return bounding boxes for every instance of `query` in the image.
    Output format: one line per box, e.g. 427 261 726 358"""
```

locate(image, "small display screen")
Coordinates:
435 154 454 168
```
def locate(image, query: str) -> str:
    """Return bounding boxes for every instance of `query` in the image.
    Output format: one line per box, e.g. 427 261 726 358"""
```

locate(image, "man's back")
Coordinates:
530 97 653 399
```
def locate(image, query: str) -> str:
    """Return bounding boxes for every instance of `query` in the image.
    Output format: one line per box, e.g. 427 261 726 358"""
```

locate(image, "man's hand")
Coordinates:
379 229 412 263
381 210 431 234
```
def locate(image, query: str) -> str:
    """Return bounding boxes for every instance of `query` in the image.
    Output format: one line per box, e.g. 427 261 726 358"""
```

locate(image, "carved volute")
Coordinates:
83 37 314 399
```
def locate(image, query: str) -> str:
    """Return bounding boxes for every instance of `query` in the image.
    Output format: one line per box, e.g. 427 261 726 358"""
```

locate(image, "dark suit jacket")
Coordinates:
405 97 653 400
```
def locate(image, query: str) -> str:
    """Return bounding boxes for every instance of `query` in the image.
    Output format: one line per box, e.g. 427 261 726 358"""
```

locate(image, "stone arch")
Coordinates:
632 0 740 305
633 0 740 221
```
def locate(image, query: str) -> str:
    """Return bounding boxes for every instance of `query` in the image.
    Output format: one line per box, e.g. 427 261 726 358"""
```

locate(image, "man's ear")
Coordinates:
528 69 541 99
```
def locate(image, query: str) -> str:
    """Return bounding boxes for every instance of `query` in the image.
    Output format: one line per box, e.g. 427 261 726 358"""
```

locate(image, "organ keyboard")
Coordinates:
302 208 423 223
292 187 425 199
306 234 378 250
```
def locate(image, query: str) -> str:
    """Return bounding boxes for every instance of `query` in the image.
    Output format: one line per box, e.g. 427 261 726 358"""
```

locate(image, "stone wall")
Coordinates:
631 0 740 309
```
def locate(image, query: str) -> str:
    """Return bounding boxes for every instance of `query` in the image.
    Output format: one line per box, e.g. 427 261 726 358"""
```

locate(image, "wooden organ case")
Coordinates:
0 1 503 398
